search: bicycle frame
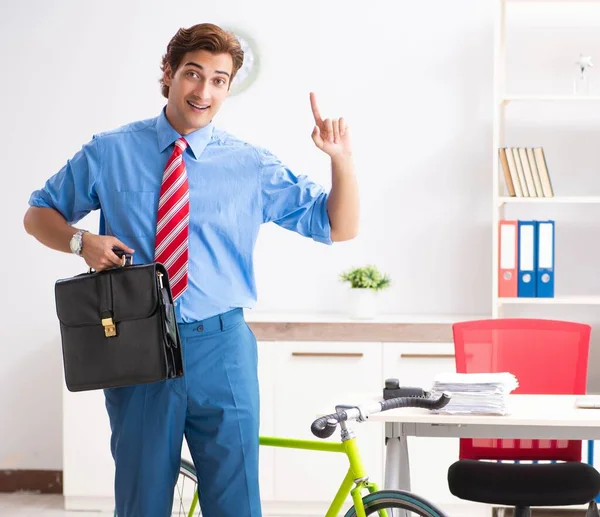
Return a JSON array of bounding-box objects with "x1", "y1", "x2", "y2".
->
[
  {"x1": 184, "y1": 433, "x2": 384, "y2": 517},
  {"x1": 167, "y1": 391, "x2": 449, "y2": 517},
  {"x1": 259, "y1": 434, "x2": 384, "y2": 517}
]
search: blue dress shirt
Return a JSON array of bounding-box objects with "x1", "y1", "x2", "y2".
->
[{"x1": 29, "y1": 108, "x2": 332, "y2": 322}]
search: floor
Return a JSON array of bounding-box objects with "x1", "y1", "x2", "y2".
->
[
  {"x1": 1, "y1": 494, "x2": 588, "y2": 517},
  {"x1": 0, "y1": 494, "x2": 112, "y2": 516}
]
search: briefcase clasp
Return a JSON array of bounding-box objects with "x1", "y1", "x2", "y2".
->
[{"x1": 102, "y1": 317, "x2": 117, "y2": 337}]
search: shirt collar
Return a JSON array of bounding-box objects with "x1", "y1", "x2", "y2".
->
[{"x1": 156, "y1": 106, "x2": 214, "y2": 159}]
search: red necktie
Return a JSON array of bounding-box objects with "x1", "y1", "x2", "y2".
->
[{"x1": 155, "y1": 137, "x2": 189, "y2": 300}]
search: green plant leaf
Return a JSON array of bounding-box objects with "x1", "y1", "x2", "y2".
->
[{"x1": 339, "y1": 265, "x2": 391, "y2": 290}]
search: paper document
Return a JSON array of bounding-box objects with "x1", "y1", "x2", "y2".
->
[{"x1": 431, "y1": 372, "x2": 519, "y2": 415}]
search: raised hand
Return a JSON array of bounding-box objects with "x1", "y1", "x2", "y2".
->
[{"x1": 310, "y1": 92, "x2": 352, "y2": 159}]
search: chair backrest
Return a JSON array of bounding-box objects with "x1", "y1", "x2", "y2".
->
[{"x1": 452, "y1": 318, "x2": 591, "y2": 462}]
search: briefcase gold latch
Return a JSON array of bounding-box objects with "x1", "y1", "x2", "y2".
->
[{"x1": 102, "y1": 317, "x2": 117, "y2": 337}]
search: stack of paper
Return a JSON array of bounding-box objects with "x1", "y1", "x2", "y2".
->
[{"x1": 431, "y1": 372, "x2": 519, "y2": 415}]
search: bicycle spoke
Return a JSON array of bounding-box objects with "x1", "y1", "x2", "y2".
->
[
  {"x1": 173, "y1": 463, "x2": 200, "y2": 516},
  {"x1": 176, "y1": 475, "x2": 185, "y2": 516}
]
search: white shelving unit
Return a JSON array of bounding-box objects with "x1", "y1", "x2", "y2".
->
[
  {"x1": 511, "y1": 1, "x2": 600, "y2": 3},
  {"x1": 500, "y1": 295, "x2": 600, "y2": 305},
  {"x1": 503, "y1": 95, "x2": 600, "y2": 102},
  {"x1": 497, "y1": 196, "x2": 600, "y2": 205},
  {"x1": 492, "y1": 0, "x2": 600, "y2": 317}
]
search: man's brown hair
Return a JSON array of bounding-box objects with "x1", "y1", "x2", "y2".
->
[{"x1": 160, "y1": 23, "x2": 244, "y2": 98}]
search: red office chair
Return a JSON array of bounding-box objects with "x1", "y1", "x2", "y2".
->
[{"x1": 447, "y1": 318, "x2": 600, "y2": 517}]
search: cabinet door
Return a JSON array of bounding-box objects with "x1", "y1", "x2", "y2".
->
[
  {"x1": 63, "y1": 386, "x2": 115, "y2": 507},
  {"x1": 64, "y1": 341, "x2": 276, "y2": 509},
  {"x1": 382, "y1": 342, "x2": 459, "y2": 505},
  {"x1": 257, "y1": 341, "x2": 276, "y2": 501},
  {"x1": 272, "y1": 341, "x2": 384, "y2": 503}
]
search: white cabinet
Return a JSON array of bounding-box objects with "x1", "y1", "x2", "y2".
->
[
  {"x1": 271, "y1": 341, "x2": 384, "y2": 503},
  {"x1": 62, "y1": 339, "x2": 462, "y2": 515},
  {"x1": 63, "y1": 341, "x2": 277, "y2": 511},
  {"x1": 382, "y1": 342, "x2": 460, "y2": 506},
  {"x1": 62, "y1": 385, "x2": 114, "y2": 511},
  {"x1": 257, "y1": 341, "x2": 276, "y2": 501}
]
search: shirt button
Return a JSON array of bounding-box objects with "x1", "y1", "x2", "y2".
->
[{"x1": 196, "y1": 325, "x2": 204, "y2": 332}]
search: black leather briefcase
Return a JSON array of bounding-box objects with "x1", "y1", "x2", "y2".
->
[{"x1": 54, "y1": 252, "x2": 184, "y2": 392}]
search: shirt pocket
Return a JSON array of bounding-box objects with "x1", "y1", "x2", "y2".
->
[{"x1": 103, "y1": 191, "x2": 158, "y2": 237}]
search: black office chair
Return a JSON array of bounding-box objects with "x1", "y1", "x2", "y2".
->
[
  {"x1": 447, "y1": 319, "x2": 600, "y2": 517},
  {"x1": 448, "y1": 460, "x2": 600, "y2": 517}
]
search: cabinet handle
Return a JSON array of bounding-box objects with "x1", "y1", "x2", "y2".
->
[
  {"x1": 400, "y1": 353, "x2": 455, "y2": 359},
  {"x1": 292, "y1": 352, "x2": 364, "y2": 358}
]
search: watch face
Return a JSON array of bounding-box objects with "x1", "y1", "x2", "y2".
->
[
  {"x1": 229, "y1": 29, "x2": 259, "y2": 96},
  {"x1": 69, "y1": 235, "x2": 80, "y2": 254}
]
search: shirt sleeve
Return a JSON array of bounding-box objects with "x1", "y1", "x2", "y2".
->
[
  {"x1": 258, "y1": 147, "x2": 332, "y2": 245},
  {"x1": 28, "y1": 135, "x2": 101, "y2": 224}
]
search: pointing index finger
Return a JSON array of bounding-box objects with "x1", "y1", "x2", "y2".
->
[{"x1": 310, "y1": 92, "x2": 322, "y2": 124}]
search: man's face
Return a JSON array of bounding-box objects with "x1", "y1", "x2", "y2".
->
[{"x1": 163, "y1": 49, "x2": 233, "y2": 135}]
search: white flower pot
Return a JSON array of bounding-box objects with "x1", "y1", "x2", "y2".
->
[{"x1": 348, "y1": 288, "x2": 379, "y2": 320}]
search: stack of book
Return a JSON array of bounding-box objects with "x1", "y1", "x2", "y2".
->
[
  {"x1": 431, "y1": 372, "x2": 519, "y2": 415},
  {"x1": 499, "y1": 147, "x2": 554, "y2": 198}
]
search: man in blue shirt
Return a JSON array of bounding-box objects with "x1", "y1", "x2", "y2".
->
[{"x1": 24, "y1": 23, "x2": 359, "y2": 517}]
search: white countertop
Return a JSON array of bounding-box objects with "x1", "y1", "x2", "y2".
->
[
  {"x1": 244, "y1": 310, "x2": 487, "y2": 324},
  {"x1": 370, "y1": 394, "x2": 600, "y2": 427},
  {"x1": 321, "y1": 394, "x2": 600, "y2": 431}
]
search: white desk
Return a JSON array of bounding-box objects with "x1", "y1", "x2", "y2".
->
[{"x1": 367, "y1": 394, "x2": 600, "y2": 492}]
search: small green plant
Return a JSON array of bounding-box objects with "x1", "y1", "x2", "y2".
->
[{"x1": 340, "y1": 265, "x2": 391, "y2": 291}]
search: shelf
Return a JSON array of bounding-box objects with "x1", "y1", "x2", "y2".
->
[
  {"x1": 502, "y1": 95, "x2": 600, "y2": 103},
  {"x1": 497, "y1": 196, "x2": 600, "y2": 204},
  {"x1": 506, "y1": 0, "x2": 600, "y2": 2},
  {"x1": 498, "y1": 296, "x2": 600, "y2": 305},
  {"x1": 505, "y1": 0, "x2": 600, "y2": 4}
]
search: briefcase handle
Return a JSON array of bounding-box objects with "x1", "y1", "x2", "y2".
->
[
  {"x1": 87, "y1": 247, "x2": 133, "y2": 274},
  {"x1": 112, "y1": 246, "x2": 134, "y2": 265}
]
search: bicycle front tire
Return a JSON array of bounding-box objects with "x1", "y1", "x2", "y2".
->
[
  {"x1": 114, "y1": 459, "x2": 201, "y2": 517},
  {"x1": 344, "y1": 489, "x2": 449, "y2": 517}
]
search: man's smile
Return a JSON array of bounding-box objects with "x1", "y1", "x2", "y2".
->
[{"x1": 187, "y1": 100, "x2": 210, "y2": 112}]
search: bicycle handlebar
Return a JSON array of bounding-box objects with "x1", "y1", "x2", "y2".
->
[{"x1": 310, "y1": 391, "x2": 451, "y2": 439}]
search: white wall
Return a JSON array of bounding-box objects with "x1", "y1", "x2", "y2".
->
[{"x1": 4, "y1": 0, "x2": 600, "y2": 471}]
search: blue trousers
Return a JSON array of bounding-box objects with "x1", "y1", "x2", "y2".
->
[{"x1": 104, "y1": 308, "x2": 262, "y2": 517}]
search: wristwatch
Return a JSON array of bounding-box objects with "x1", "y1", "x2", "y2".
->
[{"x1": 69, "y1": 229, "x2": 88, "y2": 257}]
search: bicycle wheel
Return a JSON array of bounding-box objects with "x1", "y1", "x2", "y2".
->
[
  {"x1": 114, "y1": 460, "x2": 201, "y2": 517},
  {"x1": 172, "y1": 459, "x2": 202, "y2": 516},
  {"x1": 344, "y1": 489, "x2": 449, "y2": 517}
]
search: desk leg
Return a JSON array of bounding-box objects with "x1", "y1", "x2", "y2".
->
[
  {"x1": 384, "y1": 423, "x2": 411, "y2": 517},
  {"x1": 384, "y1": 422, "x2": 411, "y2": 491}
]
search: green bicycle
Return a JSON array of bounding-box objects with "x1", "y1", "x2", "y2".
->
[{"x1": 170, "y1": 389, "x2": 451, "y2": 517}]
